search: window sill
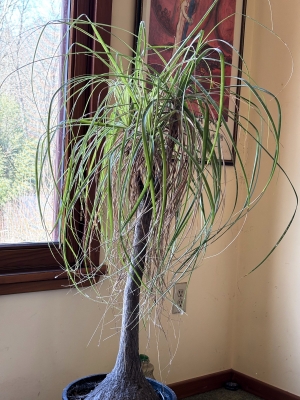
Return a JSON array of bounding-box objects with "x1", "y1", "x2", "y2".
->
[{"x1": 0, "y1": 266, "x2": 106, "y2": 295}]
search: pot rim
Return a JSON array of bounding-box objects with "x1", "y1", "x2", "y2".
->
[{"x1": 62, "y1": 373, "x2": 177, "y2": 400}]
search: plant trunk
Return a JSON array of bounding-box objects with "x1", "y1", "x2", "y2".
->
[{"x1": 85, "y1": 189, "x2": 159, "y2": 400}]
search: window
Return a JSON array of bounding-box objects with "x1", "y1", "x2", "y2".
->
[{"x1": 0, "y1": 0, "x2": 112, "y2": 295}]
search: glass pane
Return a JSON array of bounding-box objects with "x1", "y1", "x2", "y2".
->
[{"x1": 0, "y1": 0, "x2": 64, "y2": 244}]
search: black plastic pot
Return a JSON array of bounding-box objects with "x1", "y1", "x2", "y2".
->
[{"x1": 62, "y1": 373, "x2": 177, "y2": 400}]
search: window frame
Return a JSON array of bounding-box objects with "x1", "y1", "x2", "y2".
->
[{"x1": 0, "y1": 0, "x2": 112, "y2": 295}]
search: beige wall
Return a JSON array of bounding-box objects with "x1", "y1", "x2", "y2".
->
[
  {"x1": 1, "y1": 0, "x2": 300, "y2": 399},
  {"x1": 113, "y1": 2, "x2": 300, "y2": 396},
  {"x1": 0, "y1": 287, "x2": 120, "y2": 400},
  {"x1": 232, "y1": 0, "x2": 300, "y2": 396}
]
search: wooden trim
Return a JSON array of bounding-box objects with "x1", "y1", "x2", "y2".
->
[
  {"x1": 232, "y1": 370, "x2": 300, "y2": 400},
  {"x1": 84, "y1": 0, "x2": 112, "y2": 267},
  {"x1": 0, "y1": 269, "x2": 66, "y2": 284},
  {"x1": 0, "y1": 277, "x2": 97, "y2": 296},
  {"x1": 0, "y1": 266, "x2": 106, "y2": 296},
  {"x1": 168, "y1": 370, "x2": 232, "y2": 400},
  {"x1": 168, "y1": 369, "x2": 300, "y2": 400},
  {"x1": 1, "y1": 279, "x2": 76, "y2": 296},
  {"x1": 0, "y1": 244, "x2": 62, "y2": 271}
]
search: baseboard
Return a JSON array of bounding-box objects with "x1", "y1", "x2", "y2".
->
[
  {"x1": 232, "y1": 370, "x2": 300, "y2": 400},
  {"x1": 168, "y1": 369, "x2": 232, "y2": 399},
  {"x1": 168, "y1": 369, "x2": 300, "y2": 400}
]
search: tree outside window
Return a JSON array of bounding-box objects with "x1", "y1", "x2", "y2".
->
[{"x1": 0, "y1": 0, "x2": 112, "y2": 295}]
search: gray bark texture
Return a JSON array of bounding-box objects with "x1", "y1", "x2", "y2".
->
[{"x1": 85, "y1": 187, "x2": 159, "y2": 400}]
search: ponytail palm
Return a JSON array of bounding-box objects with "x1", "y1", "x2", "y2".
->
[{"x1": 36, "y1": 11, "x2": 294, "y2": 400}]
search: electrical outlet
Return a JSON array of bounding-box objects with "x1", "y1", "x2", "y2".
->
[{"x1": 172, "y1": 282, "x2": 187, "y2": 314}]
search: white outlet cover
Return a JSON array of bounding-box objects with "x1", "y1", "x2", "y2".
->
[{"x1": 172, "y1": 282, "x2": 187, "y2": 314}]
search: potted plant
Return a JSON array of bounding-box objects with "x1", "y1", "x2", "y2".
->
[{"x1": 35, "y1": 2, "x2": 295, "y2": 399}]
